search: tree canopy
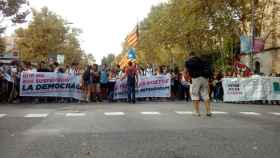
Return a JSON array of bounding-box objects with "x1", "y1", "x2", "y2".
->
[
  {"x1": 101, "y1": 53, "x2": 115, "y2": 67},
  {"x1": 15, "y1": 7, "x2": 85, "y2": 65},
  {"x1": 116, "y1": 0, "x2": 280, "y2": 71}
]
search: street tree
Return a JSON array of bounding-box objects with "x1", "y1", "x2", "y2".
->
[
  {"x1": 101, "y1": 53, "x2": 115, "y2": 67},
  {"x1": 15, "y1": 7, "x2": 83, "y2": 64}
]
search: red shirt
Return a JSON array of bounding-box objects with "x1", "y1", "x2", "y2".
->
[{"x1": 125, "y1": 66, "x2": 137, "y2": 77}]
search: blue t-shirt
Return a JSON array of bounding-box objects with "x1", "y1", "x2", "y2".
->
[{"x1": 100, "y1": 70, "x2": 108, "y2": 84}]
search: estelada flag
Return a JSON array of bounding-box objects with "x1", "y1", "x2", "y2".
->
[{"x1": 126, "y1": 25, "x2": 139, "y2": 47}]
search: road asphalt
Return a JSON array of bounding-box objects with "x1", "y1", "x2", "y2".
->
[{"x1": 0, "y1": 101, "x2": 279, "y2": 158}]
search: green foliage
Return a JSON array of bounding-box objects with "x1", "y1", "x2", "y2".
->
[
  {"x1": 15, "y1": 7, "x2": 84, "y2": 65},
  {"x1": 117, "y1": 0, "x2": 278, "y2": 72},
  {"x1": 101, "y1": 53, "x2": 115, "y2": 67},
  {"x1": 79, "y1": 53, "x2": 96, "y2": 68}
]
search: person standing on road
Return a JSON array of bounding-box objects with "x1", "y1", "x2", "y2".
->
[
  {"x1": 82, "y1": 65, "x2": 94, "y2": 102},
  {"x1": 121, "y1": 61, "x2": 138, "y2": 104},
  {"x1": 92, "y1": 64, "x2": 102, "y2": 102},
  {"x1": 185, "y1": 52, "x2": 212, "y2": 117},
  {"x1": 100, "y1": 64, "x2": 109, "y2": 99}
]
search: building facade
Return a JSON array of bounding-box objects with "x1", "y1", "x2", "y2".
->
[
  {"x1": 0, "y1": 36, "x2": 19, "y2": 65},
  {"x1": 240, "y1": 0, "x2": 280, "y2": 76}
]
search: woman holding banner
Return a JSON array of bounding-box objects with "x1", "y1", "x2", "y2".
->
[{"x1": 82, "y1": 65, "x2": 94, "y2": 102}]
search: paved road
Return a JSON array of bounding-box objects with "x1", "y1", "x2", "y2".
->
[{"x1": 0, "y1": 102, "x2": 280, "y2": 158}]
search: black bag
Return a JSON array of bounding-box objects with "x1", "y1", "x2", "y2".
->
[
  {"x1": 202, "y1": 61, "x2": 213, "y2": 78},
  {"x1": 185, "y1": 57, "x2": 204, "y2": 78}
]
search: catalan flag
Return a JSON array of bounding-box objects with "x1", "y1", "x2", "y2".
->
[{"x1": 126, "y1": 25, "x2": 139, "y2": 47}]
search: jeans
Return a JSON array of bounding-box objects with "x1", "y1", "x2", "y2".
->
[
  {"x1": 214, "y1": 82, "x2": 223, "y2": 101},
  {"x1": 127, "y1": 75, "x2": 136, "y2": 103}
]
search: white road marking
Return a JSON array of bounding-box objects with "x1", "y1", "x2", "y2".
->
[
  {"x1": 66, "y1": 113, "x2": 86, "y2": 117},
  {"x1": 175, "y1": 111, "x2": 193, "y2": 115},
  {"x1": 24, "y1": 114, "x2": 48, "y2": 118},
  {"x1": 270, "y1": 112, "x2": 280, "y2": 116},
  {"x1": 0, "y1": 114, "x2": 7, "y2": 118},
  {"x1": 212, "y1": 111, "x2": 228, "y2": 114},
  {"x1": 141, "y1": 112, "x2": 160, "y2": 115},
  {"x1": 104, "y1": 112, "x2": 125, "y2": 116},
  {"x1": 240, "y1": 112, "x2": 261, "y2": 116}
]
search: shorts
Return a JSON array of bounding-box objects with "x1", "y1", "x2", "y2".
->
[{"x1": 190, "y1": 77, "x2": 209, "y2": 101}]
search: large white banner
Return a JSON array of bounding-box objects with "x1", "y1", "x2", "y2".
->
[
  {"x1": 20, "y1": 72, "x2": 83, "y2": 99},
  {"x1": 269, "y1": 77, "x2": 280, "y2": 100},
  {"x1": 114, "y1": 75, "x2": 171, "y2": 99},
  {"x1": 223, "y1": 77, "x2": 280, "y2": 101}
]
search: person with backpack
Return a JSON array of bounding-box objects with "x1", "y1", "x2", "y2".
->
[
  {"x1": 121, "y1": 61, "x2": 138, "y2": 104},
  {"x1": 185, "y1": 52, "x2": 213, "y2": 117}
]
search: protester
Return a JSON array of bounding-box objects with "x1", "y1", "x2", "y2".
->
[
  {"x1": 213, "y1": 72, "x2": 224, "y2": 102},
  {"x1": 108, "y1": 68, "x2": 117, "y2": 102},
  {"x1": 92, "y1": 64, "x2": 102, "y2": 102},
  {"x1": 82, "y1": 65, "x2": 94, "y2": 102},
  {"x1": 121, "y1": 61, "x2": 138, "y2": 104},
  {"x1": 145, "y1": 64, "x2": 153, "y2": 77},
  {"x1": 181, "y1": 68, "x2": 191, "y2": 101},
  {"x1": 53, "y1": 62, "x2": 60, "y2": 73},
  {"x1": 66, "y1": 63, "x2": 78, "y2": 75},
  {"x1": 100, "y1": 64, "x2": 109, "y2": 99},
  {"x1": 37, "y1": 61, "x2": 50, "y2": 72},
  {"x1": 186, "y1": 52, "x2": 212, "y2": 117}
]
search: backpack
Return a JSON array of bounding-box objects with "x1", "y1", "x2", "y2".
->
[
  {"x1": 185, "y1": 57, "x2": 203, "y2": 78},
  {"x1": 186, "y1": 57, "x2": 213, "y2": 79},
  {"x1": 202, "y1": 61, "x2": 213, "y2": 79}
]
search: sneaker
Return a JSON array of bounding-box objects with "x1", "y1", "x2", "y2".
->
[
  {"x1": 206, "y1": 113, "x2": 212, "y2": 117},
  {"x1": 192, "y1": 112, "x2": 201, "y2": 117}
]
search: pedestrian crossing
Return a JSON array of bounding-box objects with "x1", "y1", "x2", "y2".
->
[
  {"x1": 104, "y1": 112, "x2": 125, "y2": 116},
  {"x1": 175, "y1": 111, "x2": 193, "y2": 115},
  {"x1": 239, "y1": 112, "x2": 261, "y2": 115},
  {"x1": 141, "y1": 112, "x2": 160, "y2": 115},
  {"x1": 269, "y1": 112, "x2": 280, "y2": 116},
  {"x1": 0, "y1": 114, "x2": 7, "y2": 118},
  {"x1": 0, "y1": 111, "x2": 280, "y2": 118},
  {"x1": 24, "y1": 114, "x2": 49, "y2": 118},
  {"x1": 65, "y1": 113, "x2": 86, "y2": 117}
]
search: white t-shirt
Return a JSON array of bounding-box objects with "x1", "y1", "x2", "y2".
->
[{"x1": 145, "y1": 68, "x2": 153, "y2": 77}]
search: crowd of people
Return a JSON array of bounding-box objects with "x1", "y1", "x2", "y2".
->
[{"x1": 0, "y1": 59, "x2": 227, "y2": 104}]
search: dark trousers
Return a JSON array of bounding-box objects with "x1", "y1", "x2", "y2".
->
[
  {"x1": 214, "y1": 82, "x2": 224, "y2": 101},
  {"x1": 127, "y1": 75, "x2": 136, "y2": 103}
]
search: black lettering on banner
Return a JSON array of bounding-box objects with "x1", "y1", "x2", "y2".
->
[
  {"x1": 23, "y1": 85, "x2": 33, "y2": 91},
  {"x1": 65, "y1": 83, "x2": 70, "y2": 88},
  {"x1": 36, "y1": 84, "x2": 42, "y2": 90},
  {"x1": 48, "y1": 84, "x2": 55, "y2": 89},
  {"x1": 55, "y1": 84, "x2": 60, "y2": 89},
  {"x1": 70, "y1": 83, "x2": 75, "y2": 89},
  {"x1": 42, "y1": 84, "x2": 48, "y2": 89},
  {"x1": 60, "y1": 83, "x2": 65, "y2": 89}
]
